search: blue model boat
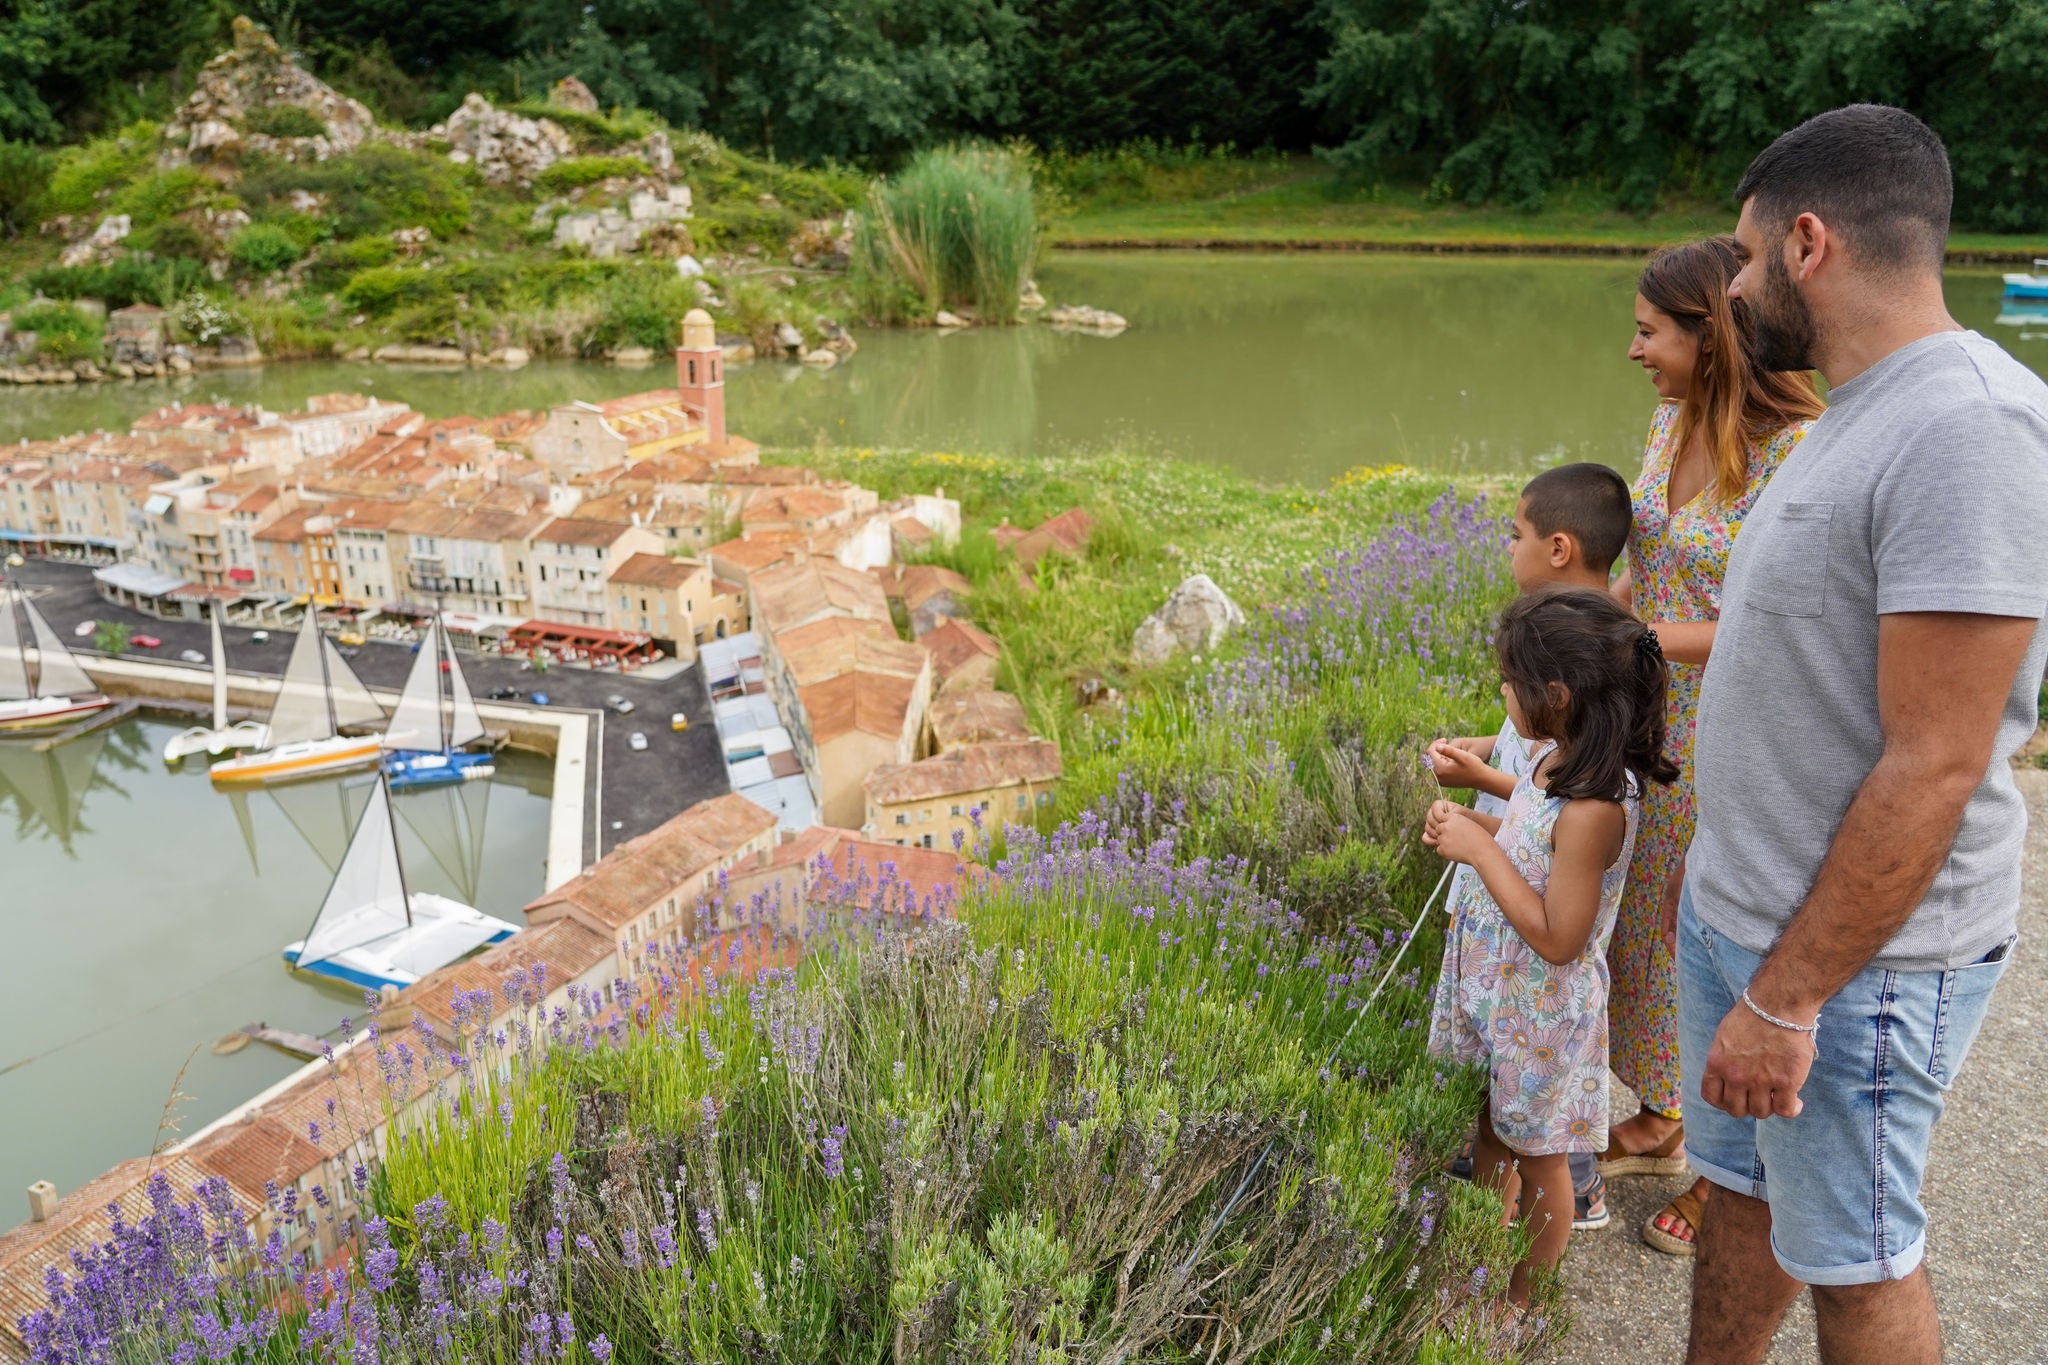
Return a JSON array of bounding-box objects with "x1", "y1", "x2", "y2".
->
[
  {"x1": 2002, "y1": 260, "x2": 2048, "y2": 301},
  {"x1": 380, "y1": 617, "x2": 496, "y2": 790}
]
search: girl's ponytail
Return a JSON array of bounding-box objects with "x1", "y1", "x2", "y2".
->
[{"x1": 1627, "y1": 627, "x2": 1680, "y2": 788}]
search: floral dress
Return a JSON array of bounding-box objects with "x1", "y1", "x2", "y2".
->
[
  {"x1": 1611, "y1": 403, "x2": 1810, "y2": 1116},
  {"x1": 1428, "y1": 750, "x2": 1641, "y2": 1156}
]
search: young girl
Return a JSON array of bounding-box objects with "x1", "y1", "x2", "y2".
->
[{"x1": 1423, "y1": 588, "x2": 1677, "y2": 1304}]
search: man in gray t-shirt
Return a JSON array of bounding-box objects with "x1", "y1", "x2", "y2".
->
[{"x1": 1675, "y1": 106, "x2": 2048, "y2": 1365}]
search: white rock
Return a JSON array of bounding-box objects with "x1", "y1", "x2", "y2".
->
[
  {"x1": 773, "y1": 321, "x2": 805, "y2": 355},
  {"x1": 611, "y1": 345, "x2": 655, "y2": 365},
  {"x1": 934, "y1": 310, "x2": 968, "y2": 329},
  {"x1": 800, "y1": 348, "x2": 838, "y2": 368},
  {"x1": 675, "y1": 254, "x2": 705, "y2": 278},
  {"x1": 1046, "y1": 304, "x2": 1128, "y2": 334},
  {"x1": 1131, "y1": 574, "x2": 1246, "y2": 666},
  {"x1": 497, "y1": 346, "x2": 530, "y2": 367}
]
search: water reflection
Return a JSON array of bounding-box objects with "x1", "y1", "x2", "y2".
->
[
  {"x1": 223, "y1": 771, "x2": 494, "y2": 905},
  {"x1": 0, "y1": 726, "x2": 143, "y2": 853}
]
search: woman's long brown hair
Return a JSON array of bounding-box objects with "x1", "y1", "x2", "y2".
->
[{"x1": 1639, "y1": 236, "x2": 1826, "y2": 504}]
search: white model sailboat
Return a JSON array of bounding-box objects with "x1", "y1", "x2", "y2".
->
[
  {"x1": 281, "y1": 773, "x2": 518, "y2": 991},
  {"x1": 0, "y1": 582, "x2": 112, "y2": 732},
  {"x1": 381, "y1": 618, "x2": 494, "y2": 789},
  {"x1": 210, "y1": 610, "x2": 384, "y2": 786},
  {"x1": 163, "y1": 612, "x2": 271, "y2": 762}
]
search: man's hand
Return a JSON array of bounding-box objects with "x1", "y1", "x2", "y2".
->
[
  {"x1": 1427, "y1": 739, "x2": 1493, "y2": 790},
  {"x1": 1422, "y1": 799, "x2": 1493, "y2": 864},
  {"x1": 1699, "y1": 1000, "x2": 1817, "y2": 1119}
]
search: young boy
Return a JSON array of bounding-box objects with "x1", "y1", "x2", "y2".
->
[{"x1": 1431, "y1": 460, "x2": 1633, "y2": 1229}]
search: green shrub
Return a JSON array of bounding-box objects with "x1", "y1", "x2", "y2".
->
[
  {"x1": 112, "y1": 168, "x2": 207, "y2": 226},
  {"x1": 0, "y1": 140, "x2": 51, "y2": 235},
  {"x1": 533, "y1": 155, "x2": 651, "y2": 196},
  {"x1": 13, "y1": 302, "x2": 105, "y2": 364},
  {"x1": 505, "y1": 100, "x2": 655, "y2": 152},
  {"x1": 237, "y1": 144, "x2": 472, "y2": 239},
  {"x1": 243, "y1": 104, "x2": 328, "y2": 139},
  {"x1": 93, "y1": 621, "x2": 130, "y2": 656},
  {"x1": 852, "y1": 143, "x2": 1038, "y2": 324},
  {"x1": 692, "y1": 197, "x2": 801, "y2": 254},
  {"x1": 306, "y1": 234, "x2": 398, "y2": 289},
  {"x1": 584, "y1": 270, "x2": 694, "y2": 354},
  {"x1": 340, "y1": 264, "x2": 447, "y2": 315},
  {"x1": 128, "y1": 218, "x2": 210, "y2": 260},
  {"x1": 42, "y1": 127, "x2": 156, "y2": 218},
  {"x1": 25, "y1": 257, "x2": 206, "y2": 309},
  {"x1": 229, "y1": 222, "x2": 305, "y2": 273}
]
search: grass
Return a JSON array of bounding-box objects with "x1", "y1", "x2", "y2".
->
[
  {"x1": 1048, "y1": 151, "x2": 2048, "y2": 259},
  {"x1": 853, "y1": 144, "x2": 1040, "y2": 323},
  {"x1": 20, "y1": 453, "x2": 1551, "y2": 1364}
]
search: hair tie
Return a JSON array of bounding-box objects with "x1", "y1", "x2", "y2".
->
[{"x1": 1634, "y1": 629, "x2": 1664, "y2": 664}]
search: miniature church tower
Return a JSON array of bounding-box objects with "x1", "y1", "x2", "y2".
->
[{"x1": 676, "y1": 307, "x2": 725, "y2": 453}]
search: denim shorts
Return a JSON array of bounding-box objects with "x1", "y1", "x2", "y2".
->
[{"x1": 1676, "y1": 883, "x2": 2012, "y2": 1285}]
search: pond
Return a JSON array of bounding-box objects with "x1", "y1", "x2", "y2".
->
[
  {"x1": 3, "y1": 252, "x2": 2037, "y2": 484},
  {"x1": 0, "y1": 718, "x2": 553, "y2": 1203}
]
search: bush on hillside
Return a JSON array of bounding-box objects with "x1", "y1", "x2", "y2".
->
[
  {"x1": 25, "y1": 256, "x2": 206, "y2": 309},
  {"x1": 306, "y1": 234, "x2": 398, "y2": 289},
  {"x1": 0, "y1": 140, "x2": 52, "y2": 236},
  {"x1": 40, "y1": 124, "x2": 157, "y2": 218},
  {"x1": 230, "y1": 222, "x2": 305, "y2": 273},
  {"x1": 532, "y1": 155, "x2": 651, "y2": 196},
  {"x1": 852, "y1": 144, "x2": 1038, "y2": 324},
  {"x1": 127, "y1": 218, "x2": 210, "y2": 261},
  {"x1": 243, "y1": 104, "x2": 328, "y2": 139},
  {"x1": 237, "y1": 144, "x2": 473, "y2": 239},
  {"x1": 505, "y1": 100, "x2": 657, "y2": 153},
  {"x1": 583, "y1": 270, "x2": 695, "y2": 354},
  {"x1": 12, "y1": 302, "x2": 105, "y2": 363},
  {"x1": 111, "y1": 167, "x2": 208, "y2": 226}
]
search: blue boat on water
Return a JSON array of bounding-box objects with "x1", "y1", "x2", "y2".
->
[
  {"x1": 2002, "y1": 260, "x2": 2048, "y2": 301},
  {"x1": 380, "y1": 617, "x2": 497, "y2": 790}
]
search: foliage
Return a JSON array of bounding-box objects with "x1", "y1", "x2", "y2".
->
[
  {"x1": 39, "y1": 124, "x2": 155, "y2": 218},
  {"x1": 108, "y1": 166, "x2": 206, "y2": 226},
  {"x1": 174, "y1": 286, "x2": 237, "y2": 343},
  {"x1": 532, "y1": 154, "x2": 650, "y2": 197},
  {"x1": 504, "y1": 101, "x2": 657, "y2": 153},
  {"x1": 92, "y1": 619, "x2": 129, "y2": 655},
  {"x1": 11, "y1": 300, "x2": 103, "y2": 362},
  {"x1": 25, "y1": 254, "x2": 204, "y2": 307},
  {"x1": 852, "y1": 143, "x2": 1037, "y2": 323},
  {"x1": 228, "y1": 221, "x2": 304, "y2": 273},
  {"x1": 236, "y1": 144, "x2": 474, "y2": 240},
  {"x1": 242, "y1": 102, "x2": 327, "y2": 140},
  {"x1": 0, "y1": 139, "x2": 51, "y2": 235},
  {"x1": 305, "y1": 233, "x2": 397, "y2": 289},
  {"x1": 0, "y1": 2, "x2": 211, "y2": 139}
]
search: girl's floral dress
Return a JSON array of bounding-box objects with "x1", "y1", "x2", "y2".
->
[
  {"x1": 1613, "y1": 402, "x2": 1810, "y2": 1115},
  {"x1": 1428, "y1": 749, "x2": 1640, "y2": 1156}
]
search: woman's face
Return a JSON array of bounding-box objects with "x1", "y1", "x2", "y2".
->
[{"x1": 1629, "y1": 295, "x2": 1699, "y2": 402}]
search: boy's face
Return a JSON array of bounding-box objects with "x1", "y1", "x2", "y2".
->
[{"x1": 1509, "y1": 497, "x2": 1576, "y2": 591}]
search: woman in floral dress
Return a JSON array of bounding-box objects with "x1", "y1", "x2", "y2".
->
[{"x1": 1597, "y1": 237, "x2": 1825, "y2": 1254}]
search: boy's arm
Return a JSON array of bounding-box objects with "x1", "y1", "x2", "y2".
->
[{"x1": 1463, "y1": 800, "x2": 1623, "y2": 964}]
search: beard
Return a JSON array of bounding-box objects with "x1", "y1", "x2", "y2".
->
[{"x1": 1748, "y1": 249, "x2": 1820, "y2": 373}]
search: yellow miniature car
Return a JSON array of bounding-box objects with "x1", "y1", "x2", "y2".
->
[
  {"x1": 670, "y1": 711, "x2": 689, "y2": 732},
  {"x1": 336, "y1": 630, "x2": 366, "y2": 646}
]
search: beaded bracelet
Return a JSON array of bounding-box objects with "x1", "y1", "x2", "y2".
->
[{"x1": 1741, "y1": 988, "x2": 1819, "y2": 1036}]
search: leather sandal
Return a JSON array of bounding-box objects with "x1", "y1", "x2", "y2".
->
[
  {"x1": 1642, "y1": 1186, "x2": 1705, "y2": 1257},
  {"x1": 1595, "y1": 1121, "x2": 1688, "y2": 1179}
]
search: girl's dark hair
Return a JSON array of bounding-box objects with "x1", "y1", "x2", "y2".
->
[{"x1": 1496, "y1": 588, "x2": 1679, "y2": 802}]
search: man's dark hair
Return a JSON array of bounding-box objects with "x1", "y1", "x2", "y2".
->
[
  {"x1": 1734, "y1": 104, "x2": 1951, "y2": 273},
  {"x1": 1519, "y1": 462, "x2": 1632, "y2": 573}
]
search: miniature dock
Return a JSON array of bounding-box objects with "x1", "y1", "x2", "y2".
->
[{"x1": 235, "y1": 1022, "x2": 327, "y2": 1060}]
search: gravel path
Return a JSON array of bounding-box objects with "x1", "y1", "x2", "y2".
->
[{"x1": 1546, "y1": 765, "x2": 2048, "y2": 1364}]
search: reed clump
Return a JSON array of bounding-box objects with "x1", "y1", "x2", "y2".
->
[{"x1": 853, "y1": 144, "x2": 1039, "y2": 324}]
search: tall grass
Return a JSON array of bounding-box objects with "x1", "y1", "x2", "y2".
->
[{"x1": 853, "y1": 144, "x2": 1039, "y2": 324}]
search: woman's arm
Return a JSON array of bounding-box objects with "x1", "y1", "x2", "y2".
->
[
  {"x1": 1464, "y1": 800, "x2": 1626, "y2": 964},
  {"x1": 1612, "y1": 567, "x2": 1634, "y2": 614},
  {"x1": 1644, "y1": 620, "x2": 1716, "y2": 666}
]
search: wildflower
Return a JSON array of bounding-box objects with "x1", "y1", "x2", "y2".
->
[{"x1": 590, "y1": 1336, "x2": 614, "y2": 1363}]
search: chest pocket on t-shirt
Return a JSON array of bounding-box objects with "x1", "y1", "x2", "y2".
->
[{"x1": 1746, "y1": 501, "x2": 1835, "y2": 617}]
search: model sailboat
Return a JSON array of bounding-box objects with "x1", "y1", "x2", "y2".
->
[
  {"x1": 163, "y1": 612, "x2": 271, "y2": 762},
  {"x1": 210, "y1": 609, "x2": 384, "y2": 786},
  {"x1": 0, "y1": 582, "x2": 111, "y2": 731},
  {"x1": 281, "y1": 773, "x2": 517, "y2": 990},
  {"x1": 381, "y1": 618, "x2": 494, "y2": 789}
]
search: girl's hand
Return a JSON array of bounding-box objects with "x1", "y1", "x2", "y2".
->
[
  {"x1": 1423, "y1": 800, "x2": 1492, "y2": 863},
  {"x1": 1427, "y1": 739, "x2": 1493, "y2": 789}
]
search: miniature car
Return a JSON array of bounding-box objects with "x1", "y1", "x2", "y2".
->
[
  {"x1": 488, "y1": 685, "x2": 524, "y2": 700},
  {"x1": 530, "y1": 691, "x2": 551, "y2": 706},
  {"x1": 670, "y1": 712, "x2": 689, "y2": 732},
  {"x1": 248, "y1": 630, "x2": 271, "y2": 645},
  {"x1": 179, "y1": 648, "x2": 206, "y2": 664},
  {"x1": 131, "y1": 634, "x2": 163, "y2": 648},
  {"x1": 73, "y1": 620, "x2": 97, "y2": 638},
  {"x1": 337, "y1": 630, "x2": 366, "y2": 647},
  {"x1": 627, "y1": 732, "x2": 648, "y2": 752},
  {"x1": 605, "y1": 695, "x2": 635, "y2": 714}
]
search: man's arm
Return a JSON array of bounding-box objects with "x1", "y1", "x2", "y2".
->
[{"x1": 1700, "y1": 610, "x2": 2037, "y2": 1120}]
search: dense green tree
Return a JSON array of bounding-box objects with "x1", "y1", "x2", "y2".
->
[{"x1": 0, "y1": 0, "x2": 215, "y2": 138}]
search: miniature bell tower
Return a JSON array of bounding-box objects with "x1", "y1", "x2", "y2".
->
[{"x1": 676, "y1": 307, "x2": 725, "y2": 454}]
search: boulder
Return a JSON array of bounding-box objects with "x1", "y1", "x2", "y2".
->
[
  {"x1": 549, "y1": 76, "x2": 600, "y2": 114},
  {"x1": 110, "y1": 361, "x2": 136, "y2": 380},
  {"x1": 718, "y1": 336, "x2": 756, "y2": 364},
  {"x1": 675, "y1": 254, "x2": 705, "y2": 278},
  {"x1": 772, "y1": 321, "x2": 805, "y2": 356},
  {"x1": 1131, "y1": 574, "x2": 1246, "y2": 667},
  {"x1": 59, "y1": 215, "x2": 131, "y2": 268},
  {"x1": 934, "y1": 310, "x2": 968, "y2": 329},
  {"x1": 391, "y1": 225, "x2": 431, "y2": 259},
  {"x1": 1020, "y1": 278, "x2": 1047, "y2": 310},
  {"x1": 432, "y1": 93, "x2": 576, "y2": 187},
  {"x1": 814, "y1": 316, "x2": 858, "y2": 357},
  {"x1": 373, "y1": 343, "x2": 466, "y2": 365},
  {"x1": 1046, "y1": 304, "x2": 1128, "y2": 334},
  {"x1": 161, "y1": 18, "x2": 378, "y2": 166},
  {"x1": 495, "y1": 346, "x2": 530, "y2": 367},
  {"x1": 800, "y1": 347, "x2": 838, "y2": 369},
  {"x1": 611, "y1": 345, "x2": 655, "y2": 365}
]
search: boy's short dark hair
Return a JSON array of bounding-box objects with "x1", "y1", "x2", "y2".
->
[
  {"x1": 1519, "y1": 463, "x2": 1632, "y2": 572},
  {"x1": 1734, "y1": 104, "x2": 1951, "y2": 274}
]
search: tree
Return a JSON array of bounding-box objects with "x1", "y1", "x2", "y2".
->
[{"x1": 94, "y1": 620, "x2": 131, "y2": 656}]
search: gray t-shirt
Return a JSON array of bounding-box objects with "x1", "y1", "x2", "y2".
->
[{"x1": 1692, "y1": 330, "x2": 2048, "y2": 971}]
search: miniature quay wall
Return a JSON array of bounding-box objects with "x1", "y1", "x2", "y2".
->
[{"x1": 79, "y1": 655, "x2": 590, "y2": 892}]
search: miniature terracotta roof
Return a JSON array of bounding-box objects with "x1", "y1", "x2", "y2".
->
[
  {"x1": 773, "y1": 614, "x2": 894, "y2": 660},
  {"x1": 609, "y1": 552, "x2": 705, "y2": 588},
  {"x1": 864, "y1": 739, "x2": 1062, "y2": 806},
  {"x1": 525, "y1": 793, "x2": 777, "y2": 930},
  {"x1": 752, "y1": 555, "x2": 892, "y2": 635},
  {"x1": 920, "y1": 618, "x2": 1002, "y2": 682},
  {"x1": 928, "y1": 687, "x2": 1030, "y2": 748},
  {"x1": 403, "y1": 919, "x2": 617, "y2": 1033},
  {"x1": 872, "y1": 563, "x2": 971, "y2": 611},
  {"x1": 797, "y1": 668, "x2": 923, "y2": 745},
  {"x1": 191, "y1": 1116, "x2": 332, "y2": 1205},
  {"x1": 534, "y1": 516, "x2": 642, "y2": 546},
  {"x1": 786, "y1": 632, "x2": 928, "y2": 691},
  {"x1": 1012, "y1": 508, "x2": 1095, "y2": 570}
]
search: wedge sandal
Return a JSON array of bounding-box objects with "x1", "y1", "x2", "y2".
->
[
  {"x1": 1642, "y1": 1185, "x2": 1704, "y2": 1257},
  {"x1": 1594, "y1": 1121, "x2": 1689, "y2": 1179}
]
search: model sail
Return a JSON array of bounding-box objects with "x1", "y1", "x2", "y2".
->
[
  {"x1": 209, "y1": 613, "x2": 228, "y2": 730},
  {"x1": 21, "y1": 593, "x2": 97, "y2": 698},
  {"x1": 294, "y1": 777, "x2": 412, "y2": 970},
  {"x1": 0, "y1": 588, "x2": 28, "y2": 700},
  {"x1": 445, "y1": 630, "x2": 484, "y2": 748},
  {"x1": 385, "y1": 621, "x2": 448, "y2": 751},
  {"x1": 269, "y1": 612, "x2": 384, "y2": 745}
]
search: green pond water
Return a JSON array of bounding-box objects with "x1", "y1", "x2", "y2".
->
[
  {"x1": 0, "y1": 717, "x2": 552, "y2": 1203},
  {"x1": 2, "y1": 251, "x2": 2038, "y2": 482}
]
